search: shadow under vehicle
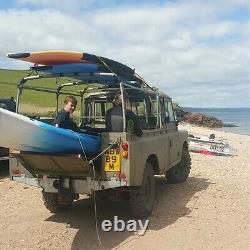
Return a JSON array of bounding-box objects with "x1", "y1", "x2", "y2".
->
[{"x1": 9, "y1": 53, "x2": 191, "y2": 217}]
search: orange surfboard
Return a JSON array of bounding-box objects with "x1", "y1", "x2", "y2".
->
[{"x1": 7, "y1": 51, "x2": 87, "y2": 66}]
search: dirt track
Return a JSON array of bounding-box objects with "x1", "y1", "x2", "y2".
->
[{"x1": 0, "y1": 126, "x2": 250, "y2": 250}]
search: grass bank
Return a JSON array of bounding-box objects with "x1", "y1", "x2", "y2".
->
[{"x1": 0, "y1": 69, "x2": 83, "y2": 114}]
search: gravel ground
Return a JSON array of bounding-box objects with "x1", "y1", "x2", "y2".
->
[{"x1": 0, "y1": 125, "x2": 250, "y2": 250}]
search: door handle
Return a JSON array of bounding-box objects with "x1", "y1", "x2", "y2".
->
[{"x1": 170, "y1": 140, "x2": 172, "y2": 147}]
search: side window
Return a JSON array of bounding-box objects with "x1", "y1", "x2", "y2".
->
[
  {"x1": 147, "y1": 100, "x2": 158, "y2": 129},
  {"x1": 151, "y1": 101, "x2": 158, "y2": 117},
  {"x1": 130, "y1": 101, "x2": 147, "y2": 129},
  {"x1": 95, "y1": 102, "x2": 102, "y2": 117},
  {"x1": 131, "y1": 102, "x2": 137, "y2": 114},
  {"x1": 130, "y1": 102, "x2": 145, "y2": 116},
  {"x1": 167, "y1": 101, "x2": 175, "y2": 123},
  {"x1": 137, "y1": 102, "x2": 146, "y2": 117},
  {"x1": 82, "y1": 102, "x2": 93, "y2": 125},
  {"x1": 159, "y1": 98, "x2": 166, "y2": 128},
  {"x1": 82, "y1": 101, "x2": 113, "y2": 127},
  {"x1": 94, "y1": 102, "x2": 113, "y2": 122}
]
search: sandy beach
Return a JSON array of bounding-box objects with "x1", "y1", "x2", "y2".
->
[{"x1": 0, "y1": 125, "x2": 250, "y2": 250}]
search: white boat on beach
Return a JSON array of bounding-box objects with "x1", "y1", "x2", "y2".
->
[{"x1": 188, "y1": 133, "x2": 236, "y2": 156}]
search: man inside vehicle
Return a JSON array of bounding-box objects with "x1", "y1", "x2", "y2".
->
[
  {"x1": 105, "y1": 91, "x2": 143, "y2": 137},
  {"x1": 54, "y1": 95, "x2": 78, "y2": 132}
]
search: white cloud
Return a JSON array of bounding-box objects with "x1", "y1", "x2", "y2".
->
[
  {"x1": 15, "y1": 0, "x2": 97, "y2": 12},
  {"x1": 196, "y1": 21, "x2": 239, "y2": 38},
  {"x1": 0, "y1": 1, "x2": 249, "y2": 107}
]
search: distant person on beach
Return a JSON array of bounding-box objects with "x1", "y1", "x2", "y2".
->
[
  {"x1": 54, "y1": 95, "x2": 78, "y2": 132},
  {"x1": 105, "y1": 91, "x2": 143, "y2": 137}
]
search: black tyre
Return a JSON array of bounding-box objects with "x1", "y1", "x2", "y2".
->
[
  {"x1": 166, "y1": 147, "x2": 191, "y2": 184},
  {"x1": 95, "y1": 190, "x2": 109, "y2": 201},
  {"x1": 129, "y1": 163, "x2": 155, "y2": 217},
  {"x1": 42, "y1": 191, "x2": 72, "y2": 213}
]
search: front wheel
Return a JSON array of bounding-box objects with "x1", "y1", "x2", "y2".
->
[
  {"x1": 166, "y1": 147, "x2": 191, "y2": 184},
  {"x1": 129, "y1": 162, "x2": 155, "y2": 217}
]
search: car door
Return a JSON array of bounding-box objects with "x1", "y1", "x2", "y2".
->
[{"x1": 165, "y1": 100, "x2": 179, "y2": 165}]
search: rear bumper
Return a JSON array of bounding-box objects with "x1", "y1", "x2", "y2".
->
[
  {"x1": 12, "y1": 174, "x2": 38, "y2": 187},
  {"x1": 38, "y1": 175, "x2": 128, "y2": 194}
]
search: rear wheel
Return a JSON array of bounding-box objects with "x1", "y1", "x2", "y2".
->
[
  {"x1": 42, "y1": 191, "x2": 72, "y2": 213},
  {"x1": 166, "y1": 147, "x2": 191, "y2": 184},
  {"x1": 129, "y1": 163, "x2": 155, "y2": 217}
]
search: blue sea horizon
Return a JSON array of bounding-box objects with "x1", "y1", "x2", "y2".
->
[{"x1": 183, "y1": 107, "x2": 250, "y2": 135}]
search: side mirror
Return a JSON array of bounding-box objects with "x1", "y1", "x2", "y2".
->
[
  {"x1": 174, "y1": 111, "x2": 181, "y2": 122},
  {"x1": 176, "y1": 116, "x2": 182, "y2": 122}
]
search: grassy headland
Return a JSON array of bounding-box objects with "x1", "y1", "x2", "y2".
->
[{"x1": 0, "y1": 69, "x2": 83, "y2": 115}]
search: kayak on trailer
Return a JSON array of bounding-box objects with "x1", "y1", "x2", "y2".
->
[{"x1": 0, "y1": 108, "x2": 101, "y2": 156}]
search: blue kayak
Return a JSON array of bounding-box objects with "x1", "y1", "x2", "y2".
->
[{"x1": 0, "y1": 108, "x2": 101, "y2": 156}]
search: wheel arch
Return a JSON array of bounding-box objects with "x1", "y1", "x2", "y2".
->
[{"x1": 146, "y1": 154, "x2": 159, "y2": 175}]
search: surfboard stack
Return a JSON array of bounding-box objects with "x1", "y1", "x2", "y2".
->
[{"x1": 7, "y1": 50, "x2": 146, "y2": 86}]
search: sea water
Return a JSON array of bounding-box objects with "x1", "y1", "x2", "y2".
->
[{"x1": 183, "y1": 108, "x2": 250, "y2": 135}]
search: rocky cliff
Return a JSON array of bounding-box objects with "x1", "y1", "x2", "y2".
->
[
  {"x1": 182, "y1": 112, "x2": 224, "y2": 127},
  {"x1": 173, "y1": 104, "x2": 237, "y2": 128}
]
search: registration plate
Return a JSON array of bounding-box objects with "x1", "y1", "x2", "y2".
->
[{"x1": 104, "y1": 147, "x2": 121, "y2": 172}]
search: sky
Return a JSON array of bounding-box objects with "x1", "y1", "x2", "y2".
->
[{"x1": 0, "y1": 0, "x2": 249, "y2": 108}]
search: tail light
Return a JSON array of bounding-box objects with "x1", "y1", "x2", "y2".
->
[
  {"x1": 122, "y1": 151, "x2": 128, "y2": 157},
  {"x1": 11, "y1": 169, "x2": 20, "y2": 175},
  {"x1": 118, "y1": 172, "x2": 127, "y2": 180},
  {"x1": 121, "y1": 142, "x2": 128, "y2": 151},
  {"x1": 121, "y1": 141, "x2": 128, "y2": 158}
]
